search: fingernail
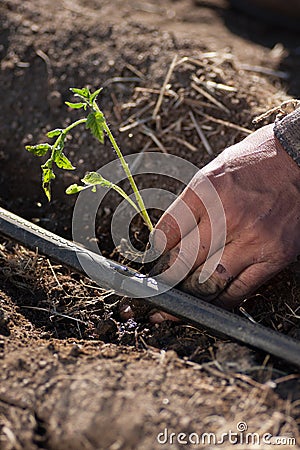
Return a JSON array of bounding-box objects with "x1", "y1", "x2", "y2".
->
[
  {"x1": 149, "y1": 311, "x2": 180, "y2": 323},
  {"x1": 119, "y1": 304, "x2": 134, "y2": 320},
  {"x1": 149, "y1": 312, "x2": 166, "y2": 323},
  {"x1": 197, "y1": 277, "x2": 221, "y2": 295},
  {"x1": 182, "y1": 275, "x2": 221, "y2": 299}
]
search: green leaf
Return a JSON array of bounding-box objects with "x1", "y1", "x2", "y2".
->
[
  {"x1": 70, "y1": 87, "x2": 91, "y2": 100},
  {"x1": 66, "y1": 172, "x2": 111, "y2": 196},
  {"x1": 47, "y1": 129, "x2": 63, "y2": 138},
  {"x1": 90, "y1": 88, "x2": 103, "y2": 104},
  {"x1": 53, "y1": 149, "x2": 75, "y2": 170},
  {"x1": 86, "y1": 112, "x2": 105, "y2": 143},
  {"x1": 65, "y1": 101, "x2": 86, "y2": 109},
  {"x1": 41, "y1": 160, "x2": 56, "y2": 201},
  {"x1": 82, "y1": 171, "x2": 106, "y2": 186},
  {"x1": 25, "y1": 143, "x2": 51, "y2": 157},
  {"x1": 66, "y1": 184, "x2": 86, "y2": 195}
]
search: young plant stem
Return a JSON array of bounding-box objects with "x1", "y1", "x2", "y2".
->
[
  {"x1": 66, "y1": 118, "x2": 87, "y2": 132},
  {"x1": 109, "y1": 183, "x2": 141, "y2": 214},
  {"x1": 51, "y1": 118, "x2": 87, "y2": 156},
  {"x1": 63, "y1": 106, "x2": 153, "y2": 231},
  {"x1": 96, "y1": 108, "x2": 153, "y2": 231},
  {"x1": 74, "y1": 179, "x2": 141, "y2": 214}
]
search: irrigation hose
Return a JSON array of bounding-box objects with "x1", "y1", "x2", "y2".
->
[{"x1": 0, "y1": 206, "x2": 300, "y2": 368}]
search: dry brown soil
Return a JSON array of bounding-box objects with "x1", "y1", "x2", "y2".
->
[{"x1": 0, "y1": 1, "x2": 300, "y2": 449}]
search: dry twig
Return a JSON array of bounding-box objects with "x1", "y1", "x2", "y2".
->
[
  {"x1": 194, "y1": 109, "x2": 252, "y2": 134},
  {"x1": 189, "y1": 110, "x2": 213, "y2": 156},
  {"x1": 191, "y1": 77, "x2": 230, "y2": 114},
  {"x1": 142, "y1": 126, "x2": 168, "y2": 153},
  {"x1": 152, "y1": 55, "x2": 178, "y2": 119}
]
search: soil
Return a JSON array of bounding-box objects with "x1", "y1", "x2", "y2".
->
[{"x1": 0, "y1": 0, "x2": 300, "y2": 449}]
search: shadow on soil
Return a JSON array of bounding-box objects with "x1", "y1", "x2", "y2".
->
[{"x1": 197, "y1": 0, "x2": 300, "y2": 97}]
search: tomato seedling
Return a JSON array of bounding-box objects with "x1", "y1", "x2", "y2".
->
[{"x1": 25, "y1": 87, "x2": 153, "y2": 231}]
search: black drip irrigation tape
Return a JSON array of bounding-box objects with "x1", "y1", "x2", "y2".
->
[{"x1": 1, "y1": 206, "x2": 300, "y2": 368}]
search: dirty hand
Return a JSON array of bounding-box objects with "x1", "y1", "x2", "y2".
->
[{"x1": 150, "y1": 124, "x2": 300, "y2": 322}]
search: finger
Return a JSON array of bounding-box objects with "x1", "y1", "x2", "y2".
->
[
  {"x1": 148, "y1": 262, "x2": 275, "y2": 324},
  {"x1": 149, "y1": 246, "x2": 265, "y2": 324},
  {"x1": 152, "y1": 182, "x2": 208, "y2": 254},
  {"x1": 215, "y1": 262, "x2": 281, "y2": 308},
  {"x1": 119, "y1": 304, "x2": 134, "y2": 321},
  {"x1": 149, "y1": 311, "x2": 180, "y2": 323},
  {"x1": 151, "y1": 216, "x2": 212, "y2": 285},
  {"x1": 180, "y1": 241, "x2": 252, "y2": 300}
]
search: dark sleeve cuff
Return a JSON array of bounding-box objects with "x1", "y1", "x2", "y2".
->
[{"x1": 274, "y1": 108, "x2": 300, "y2": 167}]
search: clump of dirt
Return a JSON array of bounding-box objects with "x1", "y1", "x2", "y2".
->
[{"x1": 0, "y1": 0, "x2": 300, "y2": 449}]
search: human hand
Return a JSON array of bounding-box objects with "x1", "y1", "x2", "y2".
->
[{"x1": 150, "y1": 124, "x2": 300, "y2": 322}]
